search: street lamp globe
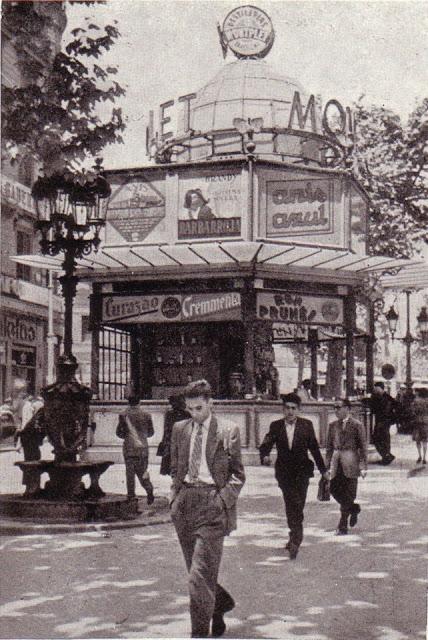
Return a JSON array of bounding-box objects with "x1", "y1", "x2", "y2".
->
[
  {"x1": 385, "y1": 304, "x2": 399, "y2": 339},
  {"x1": 416, "y1": 306, "x2": 428, "y2": 346},
  {"x1": 31, "y1": 161, "x2": 111, "y2": 258}
]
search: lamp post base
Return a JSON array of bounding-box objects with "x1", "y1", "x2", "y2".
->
[{"x1": 0, "y1": 492, "x2": 140, "y2": 522}]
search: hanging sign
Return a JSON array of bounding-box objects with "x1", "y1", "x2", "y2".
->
[
  {"x1": 102, "y1": 292, "x2": 242, "y2": 324},
  {"x1": 257, "y1": 292, "x2": 343, "y2": 325},
  {"x1": 266, "y1": 179, "x2": 334, "y2": 237}
]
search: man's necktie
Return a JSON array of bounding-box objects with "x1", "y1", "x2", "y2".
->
[{"x1": 189, "y1": 423, "x2": 203, "y2": 481}]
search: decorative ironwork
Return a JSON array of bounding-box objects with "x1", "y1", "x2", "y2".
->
[{"x1": 31, "y1": 159, "x2": 111, "y2": 260}]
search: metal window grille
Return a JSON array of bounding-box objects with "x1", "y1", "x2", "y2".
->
[{"x1": 98, "y1": 327, "x2": 131, "y2": 401}]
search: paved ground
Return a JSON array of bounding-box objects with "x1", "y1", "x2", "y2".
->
[{"x1": 0, "y1": 434, "x2": 427, "y2": 639}]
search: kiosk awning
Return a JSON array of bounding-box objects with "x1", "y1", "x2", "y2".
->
[
  {"x1": 11, "y1": 242, "x2": 424, "y2": 278},
  {"x1": 379, "y1": 259, "x2": 428, "y2": 291}
]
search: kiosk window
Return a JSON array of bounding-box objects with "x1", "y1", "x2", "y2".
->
[{"x1": 99, "y1": 327, "x2": 131, "y2": 401}]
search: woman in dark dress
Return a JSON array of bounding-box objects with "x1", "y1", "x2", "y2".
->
[{"x1": 157, "y1": 395, "x2": 190, "y2": 475}]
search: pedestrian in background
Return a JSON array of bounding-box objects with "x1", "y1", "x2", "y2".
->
[
  {"x1": 297, "y1": 378, "x2": 316, "y2": 402},
  {"x1": 157, "y1": 394, "x2": 190, "y2": 475},
  {"x1": 326, "y1": 398, "x2": 367, "y2": 535},
  {"x1": 14, "y1": 402, "x2": 46, "y2": 496},
  {"x1": 116, "y1": 395, "x2": 155, "y2": 505},
  {"x1": 369, "y1": 382, "x2": 398, "y2": 465},
  {"x1": 170, "y1": 379, "x2": 245, "y2": 638},
  {"x1": 0, "y1": 399, "x2": 16, "y2": 441},
  {"x1": 412, "y1": 388, "x2": 428, "y2": 464},
  {"x1": 259, "y1": 392, "x2": 328, "y2": 560}
]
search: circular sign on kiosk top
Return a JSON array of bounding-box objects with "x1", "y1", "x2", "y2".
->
[{"x1": 222, "y1": 5, "x2": 275, "y2": 59}]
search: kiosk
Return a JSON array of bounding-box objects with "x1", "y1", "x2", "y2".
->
[{"x1": 75, "y1": 7, "x2": 401, "y2": 460}]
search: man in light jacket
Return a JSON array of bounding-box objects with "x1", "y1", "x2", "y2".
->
[
  {"x1": 116, "y1": 395, "x2": 155, "y2": 504},
  {"x1": 170, "y1": 379, "x2": 245, "y2": 638},
  {"x1": 326, "y1": 398, "x2": 367, "y2": 535}
]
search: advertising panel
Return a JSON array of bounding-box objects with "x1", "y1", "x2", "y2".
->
[
  {"x1": 349, "y1": 184, "x2": 368, "y2": 256},
  {"x1": 266, "y1": 178, "x2": 334, "y2": 237},
  {"x1": 273, "y1": 323, "x2": 309, "y2": 342},
  {"x1": 102, "y1": 292, "x2": 242, "y2": 324},
  {"x1": 178, "y1": 169, "x2": 242, "y2": 239},
  {"x1": 257, "y1": 292, "x2": 343, "y2": 326},
  {"x1": 107, "y1": 175, "x2": 166, "y2": 242}
]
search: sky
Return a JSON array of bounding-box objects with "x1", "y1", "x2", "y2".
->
[{"x1": 65, "y1": 0, "x2": 428, "y2": 169}]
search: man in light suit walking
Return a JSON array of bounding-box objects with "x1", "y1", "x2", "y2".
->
[
  {"x1": 326, "y1": 398, "x2": 368, "y2": 535},
  {"x1": 170, "y1": 379, "x2": 245, "y2": 638}
]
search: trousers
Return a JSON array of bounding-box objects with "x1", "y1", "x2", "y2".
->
[
  {"x1": 279, "y1": 476, "x2": 310, "y2": 547},
  {"x1": 330, "y1": 463, "x2": 358, "y2": 528},
  {"x1": 171, "y1": 485, "x2": 233, "y2": 637},
  {"x1": 124, "y1": 451, "x2": 153, "y2": 497},
  {"x1": 373, "y1": 422, "x2": 391, "y2": 459}
]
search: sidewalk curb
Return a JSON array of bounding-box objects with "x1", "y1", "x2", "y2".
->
[{"x1": 0, "y1": 507, "x2": 172, "y2": 536}]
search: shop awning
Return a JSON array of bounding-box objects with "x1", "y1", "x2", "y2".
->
[
  {"x1": 11, "y1": 242, "x2": 425, "y2": 278},
  {"x1": 379, "y1": 258, "x2": 428, "y2": 291}
]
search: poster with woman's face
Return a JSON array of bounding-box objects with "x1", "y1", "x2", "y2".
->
[{"x1": 178, "y1": 169, "x2": 243, "y2": 239}]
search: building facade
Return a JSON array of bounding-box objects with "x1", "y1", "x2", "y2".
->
[{"x1": 1, "y1": 1, "x2": 66, "y2": 402}]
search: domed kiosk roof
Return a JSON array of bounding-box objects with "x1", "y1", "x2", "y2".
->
[{"x1": 190, "y1": 58, "x2": 310, "y2": 133}]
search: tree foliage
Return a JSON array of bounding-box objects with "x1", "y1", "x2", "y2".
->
[
  {"x1": 2, "y1": 0, "x2": 125, "y2": 176},
  {"x1": 350, "y1": 98, "x2": 428, "y2": 258}
]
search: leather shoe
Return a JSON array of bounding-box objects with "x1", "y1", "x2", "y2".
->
[
  {"x1": 211, "y1": 613, "x2": 226, "y2": 638},
  {"x1": 350, "y1": 504, "x2": 360, "y2": 528},
  {"x1": 147, "y1": 492, "x2": 155, "y2": 505},
  {"x1": 335, "y1": 528, "x2": 348, "y2": 536}
]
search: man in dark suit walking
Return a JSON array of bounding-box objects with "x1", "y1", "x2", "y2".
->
[
  {"x1": 326, "y1": 398, "x2": 367, "y2": 535},
  {"x1": 259, "y1": 392, "x2": 328, "y2": 560},
  {"x1": 170, "y1": 380, "x2": 245, "y2": 638}
]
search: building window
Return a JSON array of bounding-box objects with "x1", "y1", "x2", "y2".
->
[
  {"x1": 11, "y1": 346, "x2": 36, "y2": 396},
  {"x1": 99, "y1": 327, "x2": 131, "y2": 401},
  {"x1": 18, "y1": 156, "x2": 34, "y2": 187},
  {"x1": 16, "y1": 230, "x2": 32, "y2": 281}
]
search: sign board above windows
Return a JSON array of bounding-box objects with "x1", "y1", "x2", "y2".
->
[
  {"x1": 106, "y1": 173, "x2": 166, "y2": 243},
  {"x1": 257, "y1": 292, "x2": 344, "y2": 326},
  {"x1": 258, "y1": 168, "x2": 345, "y2": 247},
  {"x1": 102, "y1": 292, "x2": 242, "y2": 324},
  {"x1": 178, "y1": 168, "x2": 243, "y2": 240},
  {"x1": 105, "y1": 165, "x2": 244, "y2": 244},
  {"x1": 266, "y1": 178, "x2": 334, "y2": 237}
]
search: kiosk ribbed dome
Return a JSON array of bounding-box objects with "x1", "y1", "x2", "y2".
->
[{"x1": 190, "y1": 58, "x2": 311, "y2": 133}]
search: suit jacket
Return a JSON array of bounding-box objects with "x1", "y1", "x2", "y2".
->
[
  {"x1": 116, "y1": 405, "x2": 154, "y2": 456},
  {"x1": 170, "y1": 415, "x2": 245, "y2": 534},
  {"x1": 259, "y1": 417, "x2": 326, "y2": 486},
  {"x1": 326, "y1": 416, "x2": 367, "y2": 479}
]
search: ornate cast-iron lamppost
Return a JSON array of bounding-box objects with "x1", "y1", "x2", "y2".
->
[
  {"x1": 32, "y1": 161, "x2": 111, "y2": 363},
  {"x1": 14, "y1": 162, "x2": 115, "y2": 506},
  {"x1": 385, "y1": 291, "x2": 428, "y2": 392}
]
